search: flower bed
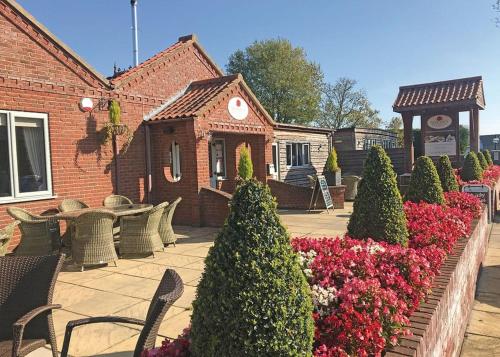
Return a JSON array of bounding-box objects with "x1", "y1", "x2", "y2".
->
[
  {"x1": 456, "y1": 164, "x2": 500, "y2": 187},
  {"x1": 144, "y1": 190, "x2": 484, "y2": 357}
]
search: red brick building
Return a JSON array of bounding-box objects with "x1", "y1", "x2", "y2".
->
[{"x1": 0, "y1": 0, "x2": 280, "y2": 242}]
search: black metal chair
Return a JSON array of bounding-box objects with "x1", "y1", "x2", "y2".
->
[
  {"x1": 61, "y1": 269, "x2": 184, "y2": 357},
  {"x1": 0, "y1": 254, "x2": 64, "y2": 357}
]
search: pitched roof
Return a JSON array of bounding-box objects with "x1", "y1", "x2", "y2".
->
[
  {"x1": 273, "y1": 122, "x2": 333, "y2": 134},
  {"x1": 393, "y1": 76, "x2": 485, "y2": 112},
  {"x1": 148, "y1": 74, "x2": 274, "y2": 125},
  {"x1": 2, "y1": 0, "x2": 110, "y2": 87},
  {"x1": 110, "y1": 34, "x2": 224, "y2": 87}
]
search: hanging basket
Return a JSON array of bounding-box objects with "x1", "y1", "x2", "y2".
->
[{"x1": 113, "y1": 124, "x2": 128, "y2": 136}]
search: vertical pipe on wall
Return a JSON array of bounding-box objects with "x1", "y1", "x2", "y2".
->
[
  {"x1": 131, "y1": 0, "x2": 139, "y2": 67},
  {"x1": 144, "y1": 124, "x2": 152, "y2": 203}
]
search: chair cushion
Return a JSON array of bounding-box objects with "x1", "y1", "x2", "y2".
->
[{"x1": 0, "y1": 339, "x2": 47, "y2": 357}]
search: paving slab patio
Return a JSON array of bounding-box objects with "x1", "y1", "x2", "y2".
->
[
  {"x1": 29, "y1": 204, "x2": 352, "y2": 356},
  {"x1": 461, "y1": 216, "x2": 500, "y2": 357}
]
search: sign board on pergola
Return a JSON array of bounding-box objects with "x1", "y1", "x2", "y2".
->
[{"x1": 393, "y1": 76, "x2": 485, "y2": 172}]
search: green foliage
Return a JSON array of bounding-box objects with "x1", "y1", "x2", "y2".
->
[
  {"x1": 477, "y1": 151, "x2": 488, "y2": 170},
  {"x1": 406, "y1": 156, "x2": 444, "y2": 205},
  {"x1": 436, "y1": 155, "x2": 459, "y2": 192},
  {"x1": 190, "y1": 180, "x2": 314, "y2": 356},
  {"x1": 461, "y1": 152, "x2": 483, "y2": 182},
  {"x1": 108, "y1": 99, "x2": 121, "y2": 125},
  {"x1": 484, "y1": 149, "x2": 494, "y2": 165},
  {"x1": 347, "y1": 145, "x2": 408, "y2": 245},
  {"x1": 459, "y1": 125, "x2": 470, "y2": 155},
  {"x1": 226, "y1": 38, "x2": 323, "y2": 124},
  {"x1": 315, "y1": 78, "x2": 381, "y2": 129},
  {"x1": 325, "y1": 148, "x2": 339, "y2": 172},
  {"x1": 385, "y1": 116, "x2": 404, "y2": 146},
  {"x1": 238, "y1": 146, "x2": 254, "y2": 180}
]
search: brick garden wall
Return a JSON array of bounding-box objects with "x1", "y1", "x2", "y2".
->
[
  {"x1": 199, "y1": 186, "x2": 231, "y2": 227},
  {"x1": 386, "y1": 206, "x2": 490, "y2": 357}
]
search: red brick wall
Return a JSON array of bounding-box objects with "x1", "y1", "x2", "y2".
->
[
  {"x1": 385, "y1": 207, "x2": 490, "y2": 357},
  {"x1": 199, "y1": 186, "x2": 231, "y2": 227}
]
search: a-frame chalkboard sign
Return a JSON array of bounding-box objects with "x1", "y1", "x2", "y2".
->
[{"x1": 308, "y1": 175, "x2": 334, "y2": 213}]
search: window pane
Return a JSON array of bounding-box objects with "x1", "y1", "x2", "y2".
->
[
  {"x1": 292, "y1": 144, "x2": 298, "y2": 166},
  {"x1": 297, "y1": 143, "x2": 303, "y2": 166},
  {"x1": 0, "y1": 114, "x2": 11, "y2": 197},
  {"x1": 15, "y1": 117, "x2": 48, "y2": 193},
  {"x1": 214, "y1": 140, "x2": 225, "y2": 176},
  {"x1": 286, "y1": 144, "x2": 292, "y2": 166},
  {"x1": 272, "y1": 144, "x2": 278, "y2": 167},
  {"x1": 303, "y1": 144, "x2": 310, "y2": 164}
]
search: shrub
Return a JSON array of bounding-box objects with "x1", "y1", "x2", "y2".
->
[
  {"x1": 477, "y1": 151, "x2": 488, "y2": 170},
  {"x1": 325, "y1": 148, "x2": 339, "y2": 172},
  {"x1": 436, "y1": 155, "x2": 459, "y2": 192},
  {"x1": 444, "y1": 191, "x2": 482, "y2": 219},
  {"x1": 406, "y1": 156, "x2": 444, "y2": 205},
  {"x1": 461, "y1": 152, "x2": 483, "y2": 182},
  {"x1": 483, "y1": 165, "x2": 500, "y2": 186},
  {"x1": 347, "y1": 145, "x2": 408, "y2": 245},
  {"x1": 483, "y1": 149, "x2": 494, "y2": 166},
  {"x1": 237, "y1": 146, "x2": 253, "y2": 180},
  {"x1": 190, "y1": 179, "x2": 314, "y2": 356}
]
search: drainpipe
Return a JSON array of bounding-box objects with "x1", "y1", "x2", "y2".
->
[
  {"x1": 131, "y1": 0, "x2": 139, "y2": 67},
  {"x1": 144, "y1": 124, "x2": 152, "y2": 203}
]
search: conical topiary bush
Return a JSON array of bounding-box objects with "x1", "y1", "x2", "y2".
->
[
  {"x1": 406, "y1": 156, "x2": 444, "y2": 204},
  {"x1": 347, "y1": 145, "x2": 408, "y2": 245},
  {"x1": 484, "y1": 150, "x2": 494, "y2": 166},
  {"x1": 436, "y1": 155, "x2": 459, "y2": 192},
  {"x1": 190, "y1": 179, "x2": 314, "y2": 356},
  {"x1": 477, "y1": 151, "x2": 488, "y2": 170},
  {"x1": 237, "y1": 146, "x2": 254, "y2": 180},
  {"x1": 461, "y1": 152, "x2": 483, "y2": 182}
]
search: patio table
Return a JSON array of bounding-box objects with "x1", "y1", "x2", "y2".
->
[{"x1": 55, "y1": 203, "x2": 153, "y2": 220}]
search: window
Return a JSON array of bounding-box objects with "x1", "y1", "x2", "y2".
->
[
  {"x1": 271, "y1": 143, "x2": 279, "y2": 176},
  {"x1": 286, "y1": 143, "x2": 310, "y2": 167},
  {"x1": 363, "y1": 138, "x2": 377, "y2": 150},
  {"x1": 0, "y1": 111, "x2": 52, "y2": 202},
  {"x1": 170, "y1": 141, "x2": 181, "y2": 181},
  {"x1": 211, "y1": 139, "x2": 226, "y2": 178}
]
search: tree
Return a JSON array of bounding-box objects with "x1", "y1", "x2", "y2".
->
[
  {"x1": 226, "y1": 38, "x2": 323, "y2": 124},
  {"x1": 347, "y1": 145, "x2": 408, "y2": 245},
  {"x1": 315, "y1": 78, "x2": 382, "y2": 129},
  {"x1": 406, "y1": 156, "x2": 445, "y2": 204},
  {"x1": 190, "y1": 179, "x2": 314, "y2": 356},
  {"x1": 459, "y1": 125, "x2": 470, "y2": 155},
  {"x1": 436, "y1": 155, "x2": 459, "y2": 192},
  {"x1": 461, "y1": 152, "x2": 483, "y2": 182},
  {"x1": 238, "y1": 146, "x2": 253, "y2": 179},
  {"x1": 385, "y1": 116, "x2": 404, "y2": 146}
]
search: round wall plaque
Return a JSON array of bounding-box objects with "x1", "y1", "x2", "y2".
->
[
  {"x1": 228, "y1": 97, "x2": 248, "y2": 120},
  {"x1": 427, "y1": 115, "x2": 453, "y2": 130}
]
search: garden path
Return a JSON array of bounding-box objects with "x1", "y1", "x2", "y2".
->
[{"x1": 461, "y1": 215, "x2": 500, "y2": 356}]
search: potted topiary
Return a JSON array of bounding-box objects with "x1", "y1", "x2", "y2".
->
[
  {"x1": 436, "y1": 155, "x2": 459, "y2": 192},
  {"x1": 484, "y1": 149, "x2": 494, "y2": 166},
  {"x1": 347, "y1": 145, "x2": 408, "y2": 245},
  {"x1": 190, "y1": 179, "x2": 314, "y2": 356},
  {"x1": 324, "y1": 147, "x2": 341, "y2": 186},
  {"x1": 406, "y1": 156, "x2": 445, "y2": 204},
  {"x1": 477, "y1": 151, "x2": 488, "y2": 170},
  {"x1": 101, "y1": 99, "x2": 133, "y2": 152},
  {"x1": 461, "y1": 152, "x2": 483, "y2": 182}
]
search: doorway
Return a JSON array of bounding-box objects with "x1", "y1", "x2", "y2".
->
[{"x1": 209, "y1": 139, "x2": 226, "y2": 188}]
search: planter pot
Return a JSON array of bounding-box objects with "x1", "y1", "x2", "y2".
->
[{"x1": 325, "y1": 169, "x2": 341, "y2": 186}]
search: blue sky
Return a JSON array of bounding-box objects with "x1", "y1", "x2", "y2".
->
[{"x1": 18, "y1": 0, "x2": 500, "y2": 134}]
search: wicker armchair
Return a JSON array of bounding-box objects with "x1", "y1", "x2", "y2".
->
[
  {"x1": 0, "y1": 254, "x2": 64, "y2": 357},
  {"x1": 6, "y1": 208, "x2": 58, "y2": 256},
  {"x1": 58, "y1": 199, "x2": 89, "y2": 212},
  {"x1": 159, "y1": 197, "x2": 182, "y2": 246},
  {"x1": 0, "y1": 221, "x2": 19, "y2": 256},
  {"x1": 61, "y1": 269, "x2": 183, "y2": 357},
  {"x1": 103, "y1": 194, "x2": 133, "y2": 207},
  {"x1": 71, "y1": 210, "x2": 118, "y2": 271},
  {"x1": 119, "y1": 202, "x2": 168, "y2": 257}
]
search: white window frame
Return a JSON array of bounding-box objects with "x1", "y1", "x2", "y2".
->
[
  {"x1": 211, "y1": 138, "x2": 227, "y2": 179},
  {"x1": 286, "y1": 142, "x2": 311, "y2": 168},
  {"x1": 170, "y1": 141, "x2": 181, "y2": 182},
  {"x1": 0, "y1": 110, "x2": 53, "y2": 203}
]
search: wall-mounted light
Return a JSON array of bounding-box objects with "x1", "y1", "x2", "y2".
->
[{"x1": 79, "y1": 98, "x2": 93, "y2": 112}]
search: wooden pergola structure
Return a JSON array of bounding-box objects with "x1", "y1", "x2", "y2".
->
[{"x1": 393, "y1": 76, "x2": 485, "y2": 172}]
